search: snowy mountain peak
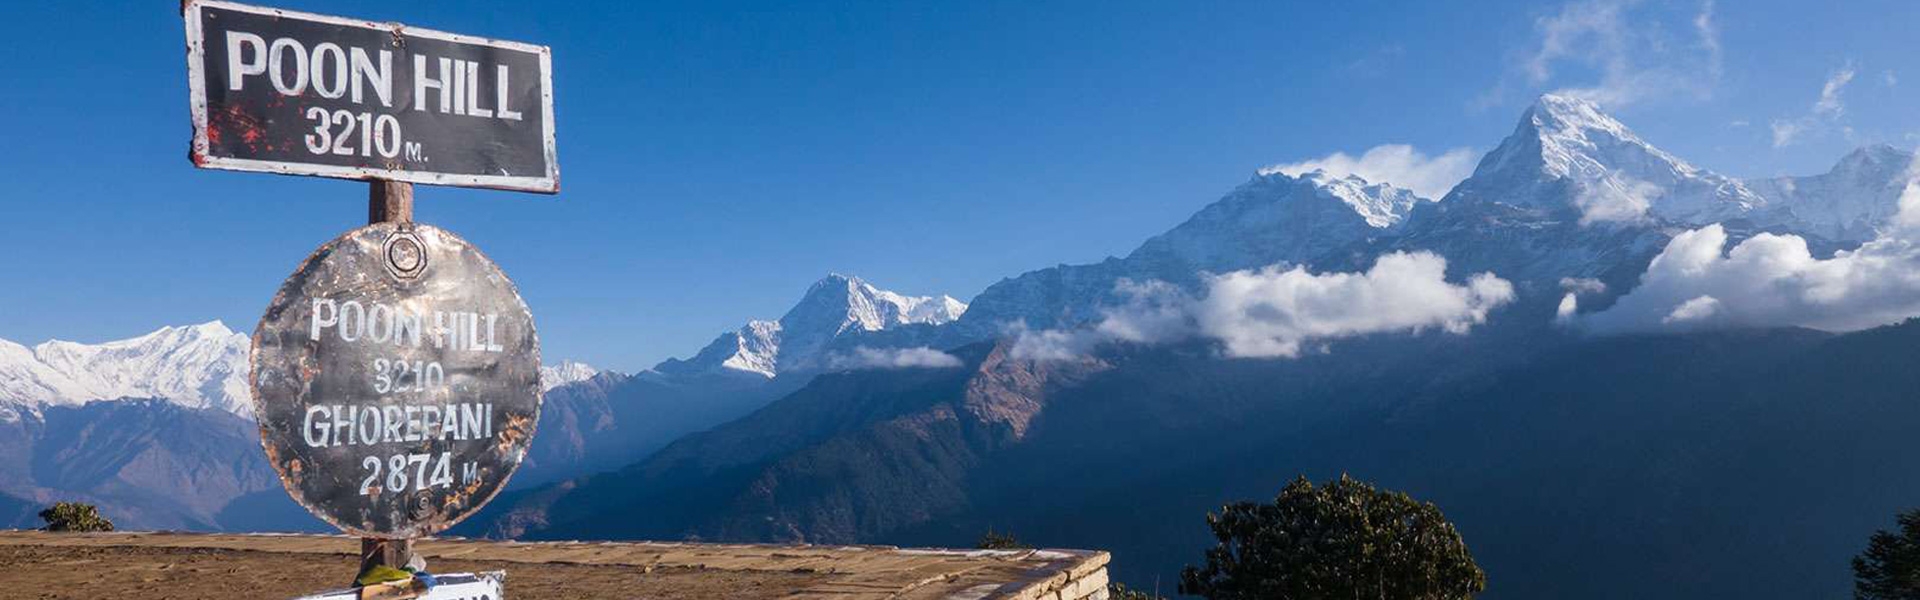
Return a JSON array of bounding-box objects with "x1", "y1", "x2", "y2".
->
[
  {"x1": 1, "y1": 321, "x2": 251, "y2": 417},
  {"x1": 1745, "y1": 144, "x2": 1918, "y2": 242},
  {"x1": 788, "y1": 274, "x2": 968, "y2": 331},
  {"x1": 1119, "y1": 169, "x2": 1425, "y2": 279},
  {"x1": 36, "y1": 320, "x2": 235, "y2": 354},
  {"x1": 1528, "y1": 94, "x2": 1638, "y2": 142},
  {"x1": 1833, "y1": 144, "x2": 1913, "y2": 178},
  {"x1": 657, "y1": 275, "x2": 969, "y2": 378},
  {"x1": 1455, "y1": 93, "x2": 1763, "y2": 225},
  {"x1": 1296, "y1": 169, "x2": 1430, "y2": 228},
  {"x1": 539, "y1": 361, "x2": 604, "y2": 392},
  {"x1": 1479, "y1": 93, "x2": 1688, "y2": 183}
]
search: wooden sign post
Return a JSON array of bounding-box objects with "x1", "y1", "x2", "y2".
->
[
  {"x1": 181, "y1": 1, "x2": 559, "y2": 593},
  {"x1": 365, "y1": 179, "x2": 412, "y2": 576},
  {"x1": 371, "y1": 181, "x2": 415, "y2": 224}
]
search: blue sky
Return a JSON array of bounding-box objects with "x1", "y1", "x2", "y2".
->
[{"x1": 2, "y1": 0, "x2": 1917, "y2": 371}]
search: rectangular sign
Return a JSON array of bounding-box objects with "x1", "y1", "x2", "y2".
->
[
  {"x1": 293, "y1": 571, "x2": 505, "y2": 600},
  {"x1": 184, "y1": 0, "x2": 558, "y2": 193}
]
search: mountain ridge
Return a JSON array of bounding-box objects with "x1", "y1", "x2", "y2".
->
[
  {"x1": 0, "y1": 321, "x2": 251, "y2": 418},
  {"x1": 653, "y1": 273, "x2": 969, "y2": 378}
]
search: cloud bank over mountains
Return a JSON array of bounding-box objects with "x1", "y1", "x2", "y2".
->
[
  {"x1": 1013, "y1": 252, "x2": 1515, "y2": 360},
  {"x1": 1582, "y1": 177, "x2": 1920, "y2": 334}
]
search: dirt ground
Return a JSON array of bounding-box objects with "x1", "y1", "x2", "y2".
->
[{"x1": 0, "y1": 544, "x2": 826, "y2": 600}]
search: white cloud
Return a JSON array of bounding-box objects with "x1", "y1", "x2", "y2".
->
[
  {"x1": 1007, "y1": 280, "x2": 1192, "y2": 361},
  {"x1": 1694, "y1": 0, "x2": 1722, "y2": 77},
  {"x1": 1583, "y1": 175, "x2": 1920, "y2": 333},
  {"x1": 1011, "y1": 252, "x2": 1516, "y2": 360},
  {"x1": 1661, "y1": 295, "x2": 1722, "y2": 324},
  {"x1": 1770, "y1": 120, "x2": 1808, "y2": 148},
  {"x1": 1505, "y1": 0, "x2": 1722, "y2": 107},
  {"x1": 1008, "y1": 325, "x2": 1096, "y2": 362},
  {"x1": 1573, "y1": 172, "x2": 1661, "y2": 224},
  {"x1": 1884, "y1": 70, "x2": 1898, "y2": 88},
  {"x1": 1556, "y1": 293, "x2": 1581, "y2": 323},
  {"x1": 1197, "y1": 253, "x2": 1516, "y2": 358},
  {"x1": 1772, "y1": 63, "x2": 1857, "y2": 148},
  {"x1": 1093, "y1": 280, "x2": 1194, "y2": 344},
  {"x1": 1560, "y1": 277, "x2": 1609, "y2": 295},
  {"x1": 1262, "y1": 145, "x2": 1478, "y2": 201},
  {"x1": 1554, "y1": 277, "x2": 1610, "y2": 323},
  {"x1": 828, "y1": 346, "x2": 964, "y2": 370},
  {"x1": 1813, "y1": 65, "x2": 1857, "y2": 118}
]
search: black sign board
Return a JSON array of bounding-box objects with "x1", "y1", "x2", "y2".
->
[
  {"x1": 184, "y1": 0, "x2": 558, "y2": 192},
  {"x1": 251, "y1": 223, "x2": 541, "y2": 538}
]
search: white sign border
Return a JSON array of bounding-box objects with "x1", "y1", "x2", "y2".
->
[{"x1": 183, "y1": 0, "x2": 559, "y2": 194}]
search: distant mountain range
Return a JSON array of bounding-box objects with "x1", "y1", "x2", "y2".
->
[
  {"x1": 0, "y1": 274, "x2": 972, "y2": 529},
  {"x1": 0, "y1": 322, "x2": 250, "y2": 419},
  {"x1": 461, "y1": 95, "x2": 1920, "y2": 599},
  {"x1": 7, "y1": 95, "x2": 1920, "y2": 599},
  {"x1": 952, "y1": 95, "x2": 1908, "y2": 342}
]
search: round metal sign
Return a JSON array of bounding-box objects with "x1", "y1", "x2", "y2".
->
[{"x1": 250, "y1": 222, "x2": 540, "y2": 538}]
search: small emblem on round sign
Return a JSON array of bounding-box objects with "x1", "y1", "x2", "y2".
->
[
  {"x1": 250, "y1": 222, "x2": 540, "y2": 538},
  {"x1": 383, "y1": 228, "x2": 426, "y2": 279}
]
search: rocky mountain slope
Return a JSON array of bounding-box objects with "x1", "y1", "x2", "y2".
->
[
  {"x1": 474, "y1": 341, "x2": 1108, "y2": 542},
  {"x1": 513, "y1": 274, "x2": 971, "y2": 487},
  {"x1": 0, "y1": 399, "x2": 318, "y2": 531}
]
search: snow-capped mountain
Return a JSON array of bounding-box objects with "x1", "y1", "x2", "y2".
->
[
  {"x1": 955, "y1": 166, "x2": 1434, "y2": 336},
  {"x1": 1131, "y1": 169, "x2": 1429, "y2": 272},
  {"x1": 1376, "y1": 94, "x2": 1745, "y2": 295},
  {"x1": 0, "y1": 319, "x2": 615, "y2": 421},
  {"x1": 1745, "y1": 144, "x2": 1917, "y2": 243},
  {"x1": 473, "y1": 93, "x2": 1920, "y2": 599},
  {"x1": 539, "y1": 361, "x2": 605, "y2": 392},
  {"x1": 1459, "y1": 96, "x2": 1914, "y2": 245},
  {"x1": 654, "y1": 274, "x2": 969, "y2": 378},
  {"x1": 958, "y1": 94, "x2": 1918, "y2": 339},
  {"x1": 1453, "y1": 94, "x2": 1766, "y2": 226},
  {"x1": 0, "y1": 321, "x2": 250, "y2": 417}
]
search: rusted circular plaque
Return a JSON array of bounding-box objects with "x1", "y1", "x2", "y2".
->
[{"x1": 251, "y1": 222, "x2": 540, "y2": 538}]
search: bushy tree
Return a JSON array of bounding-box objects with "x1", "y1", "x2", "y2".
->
[
  {"x1": 976, "y1": 528, "x2": 1031, "y2": 550},
  {"x1": 39, "y1": 502, "x2": 114, "y2": 533},
  {"x1": 1855, "y1": 507, "x2": 1920, "y2": 599},
  {"x1": 1179, "y1": 475, "x2": 1485, "y2": 600}
]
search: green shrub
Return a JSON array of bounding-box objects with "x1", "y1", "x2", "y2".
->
[
  {"x1": 1180, "y1": 474, "x2": 1485, "y2": 600},
  {"x1": 39, "y1": 502, "x2": 114, "y2": 533}
]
